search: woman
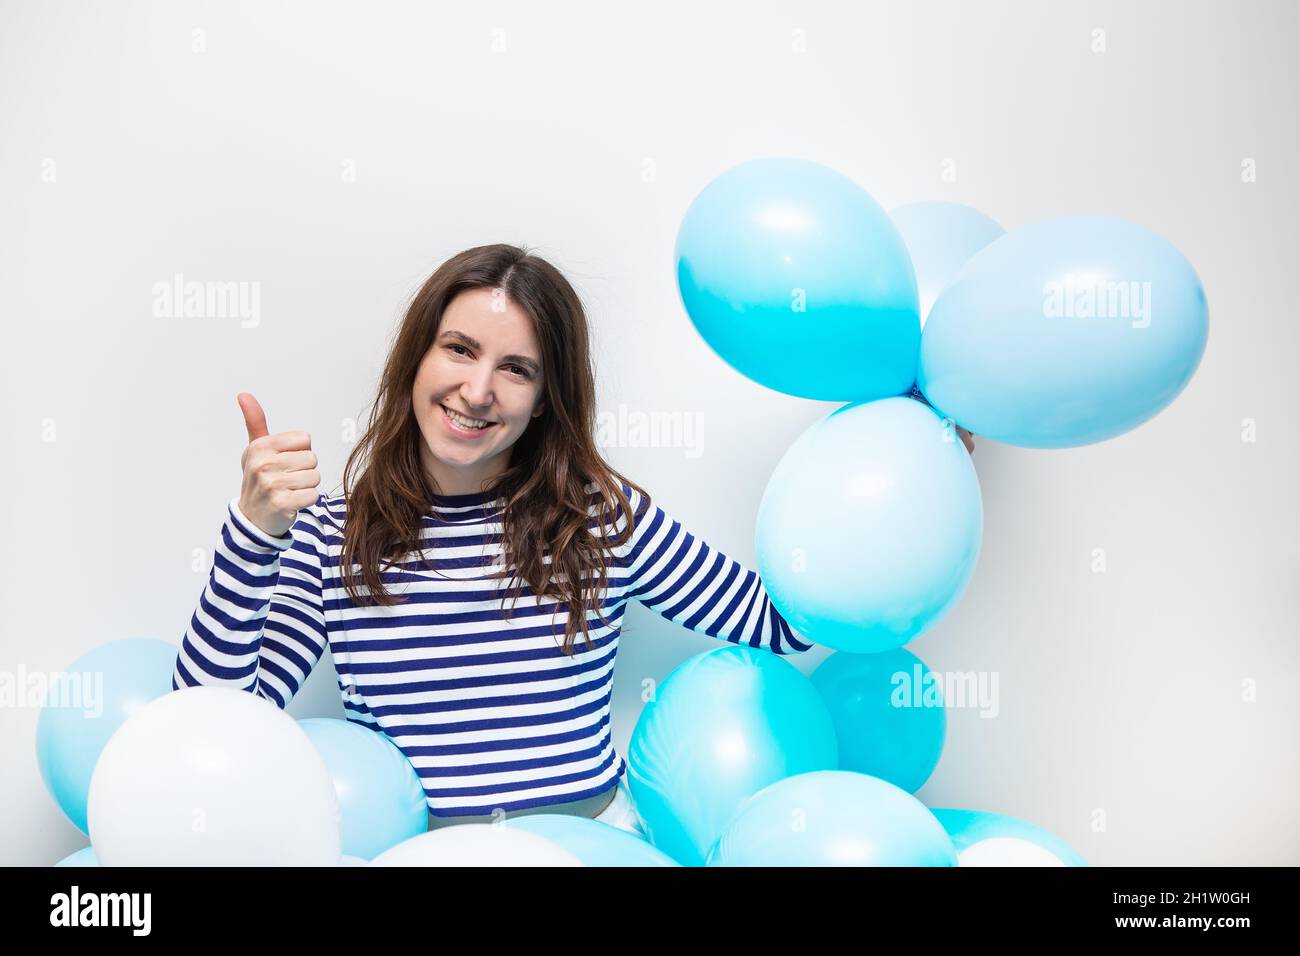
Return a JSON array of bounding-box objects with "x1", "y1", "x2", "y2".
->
[{"x1": 173, "y1": 243, "x2": 970, "y2": 835}]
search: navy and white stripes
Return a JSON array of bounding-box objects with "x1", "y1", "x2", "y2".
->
[{"x1": 173, "y1": 482, "x2": 813, "y2": 818}]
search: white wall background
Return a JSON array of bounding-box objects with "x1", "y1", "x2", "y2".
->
[{"x1": 2, "y1": 0, "x2": 1296, "y2": 866}]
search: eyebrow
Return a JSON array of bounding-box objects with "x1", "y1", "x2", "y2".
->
[{"x1": 437, "y1": 329, "x2": 541, "y2": 374}]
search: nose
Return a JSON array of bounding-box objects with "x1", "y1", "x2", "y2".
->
[{"x1": 458, "y1": 364, "x2": 495, "y2": 414}]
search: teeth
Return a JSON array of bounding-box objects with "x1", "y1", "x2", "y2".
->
[{"x1": 445, "y1": 406, "x2": 490, "y2": 429}]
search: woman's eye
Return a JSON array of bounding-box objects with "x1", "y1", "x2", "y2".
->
[{"x1": 448, "y1": 345, "x2": 530, "y2": 379}]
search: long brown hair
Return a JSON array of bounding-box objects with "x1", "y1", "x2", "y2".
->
[{"x1": 336, "y1": 243, "x2": 648, "y2": 655}]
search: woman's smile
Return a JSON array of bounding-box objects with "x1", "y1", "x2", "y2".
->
[{"x1": 439, "y1": 402, "x2": 499, "y2": 439}]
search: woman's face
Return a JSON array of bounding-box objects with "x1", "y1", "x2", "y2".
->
[{"x1": 412, "y1": 287, "x2": 546, "y2": 495}]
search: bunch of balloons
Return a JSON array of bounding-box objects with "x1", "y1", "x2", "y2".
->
[
  {"x1": 39, "y1": 637, "x2": 1081, "y2": 866},
  {"x1": 677, "y1": 156, "x2": 1207, "y2": 656},
  {"x1": 38, "y1": 639, "x2": 433, "y2": 866},
  {"x1": 678, "y1": 156, "x2": 1207, "y2": 446},
  {"x1": 621, "y1": 643, "x2": 1089, "y2": 866},
  {"x1": 39, "y1": 640, "x2": 677, "y2": 867},
  {"x1": 627, "y1": 154, "x2": 1208, "y2": 866}
]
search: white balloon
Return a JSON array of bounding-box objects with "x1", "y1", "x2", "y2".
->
[
  {"x1": 339, "y1": 855, "x2": 369, "y2": 866},
  {"x1": 87, "y1": 686, "x2": 341, "y2": 866},
  {"x1": 958, "y1": 837, "x2": 1067, "y2": 867},
  {"x1": 369, "y1": 825, "x2": 583, "y2": 867}
]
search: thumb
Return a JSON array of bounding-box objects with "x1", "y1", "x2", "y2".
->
[{"x1": 238, "y1": 392, "x2": 269, "y2": 443}]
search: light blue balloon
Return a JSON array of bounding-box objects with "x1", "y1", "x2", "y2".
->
[
  {"x1": 756, "y1": 396, "x2": 982, "y2": 652},
  {"x1": 931, "y1": 808, "x2": 1088, "y2": 866},
  {"x1": 707, "y1": 770, "x2": 957, "y2": 866},
  {"x1": 675, "y1": 156, "x2": 920, "y2": 402},
  {"x1": 810, "y1": 648, "x2": 945, "y2": 793},
  {"x1": 890, "y1": 201, "x2": 1004, "y2": 328},
  {"x1": 54, "y1": 846, "x2": 99, "y2": 867},
  {"x1": 627, "y1": 645, "x2": 838, "y2": 866},
  {"x1": 298, "y1": 717, "x2": 429, "y2": 861},
  {"x1": 504, "y1": 814, "x2": 681, "y2": 867},
  {"x1": 35, "y1": 638, "x2": 180, "y2": 835},
  {"x1": 918, "y1": 215, "x2": 1209, "y2": 447}
]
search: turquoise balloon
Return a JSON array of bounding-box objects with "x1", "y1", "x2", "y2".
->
[
  {"x1": 627, "y1": 645, "x2": 838, "y2": 866},
  {"x1": 890, "y1": 201, "x2": 1004, "y2": 328},
  {"x1": 706, "y1": 770, "x2": 957, "y2": 866},
  {"x1": 931, "y1": 808, "x2": 1088, "y2": 866},
  {"x1": 918, "y1": 215, "x2": 1209, "y2": 447},
  {"x1": 756, "y1": 396, "x2": 982, "y2": 652},
  {"x1": 35, "y1": 638, "x2": 180, "y2": 834},
  {"x1": 810, "y1": 648, "x2": 945, "y2": 793},
  {"x1": 675, "y1": 156, "x2": 920, "y2": 402},
  {"x1": 504, "y1": 814, "x2": 680, "y2": 867},
  {"x1": 298, "y1": 717, "x2": 429, "y2": 861},
  {"x1": 54, "y1": 846, "x2": 99, "y2": 867}
]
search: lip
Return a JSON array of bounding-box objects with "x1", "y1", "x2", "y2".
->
[{"x1": 439, "y1": 403, "x2": 498, "y2": 439}]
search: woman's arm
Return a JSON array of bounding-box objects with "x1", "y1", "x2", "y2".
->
[
  {"x1": 173, "y1": 496, "x2": 331, "y2": 708},
  {"x1": 613, "y1": 486, "x2": 814, "y2": 656}
]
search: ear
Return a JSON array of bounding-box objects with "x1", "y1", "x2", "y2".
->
[{"x1": 532, "y1": 399, "x2": 546, "y2": 418}]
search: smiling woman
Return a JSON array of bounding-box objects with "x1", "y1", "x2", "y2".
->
[
  {"x1": 410, "y1": 289, "x2": 548, "y2": 494},
  {"x1": 174, "y1": 243, "x2": 815, "y2": 825},
  {"x1": 339, "y1": 246, "x2": 641, "y2": 661}
]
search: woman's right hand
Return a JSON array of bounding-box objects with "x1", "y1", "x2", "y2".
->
[{"x1": 237, "y1": 392, "x2": 320, "y2": 539}]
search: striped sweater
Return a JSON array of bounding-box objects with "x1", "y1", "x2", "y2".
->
[{"x1": 173, "y1": 481, "x2": 814, "y2": 818}]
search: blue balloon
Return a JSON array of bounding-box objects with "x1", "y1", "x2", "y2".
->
[
  {"x1": 706, "y1": 770, "x2": 957, "y2": 866},
  {"x1": 35, "y1": 638, "x2": 180, "y2": 834},
  {"x1": 54, "y1": 846, "x2": 99, "y2": 867},
  {"x1": 931, "y1": 808, "x2": 1088, "y2": 866},
  {"x1": 756, "y1": 396, "x2": 983, "y2": 652},
  {"x1": 298, "y1": 717, "x2": 429, "y2": 861},
  {"x1": 627, "y1": 645, "x2": 838, "y2": 866},
  {"x1": 890, "y1": 200, "x2": 1005, "y2": 328},
  {"x1": 810, "y1": 647, "x2": 945, "y2": 792},
  {"x1": 918, "y1": 215, "x2": 1209, "y2": 447},
  {"x1": 675, "y1": 156, "x2": 920, "y2": 402},
  {"x1": 504, "y1": 814, "x2": 681, "y2": 867}
]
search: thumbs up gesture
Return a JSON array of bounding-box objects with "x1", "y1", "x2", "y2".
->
[{"x1": 237, "y1": 392, "x2": 320, "y2": 538}]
